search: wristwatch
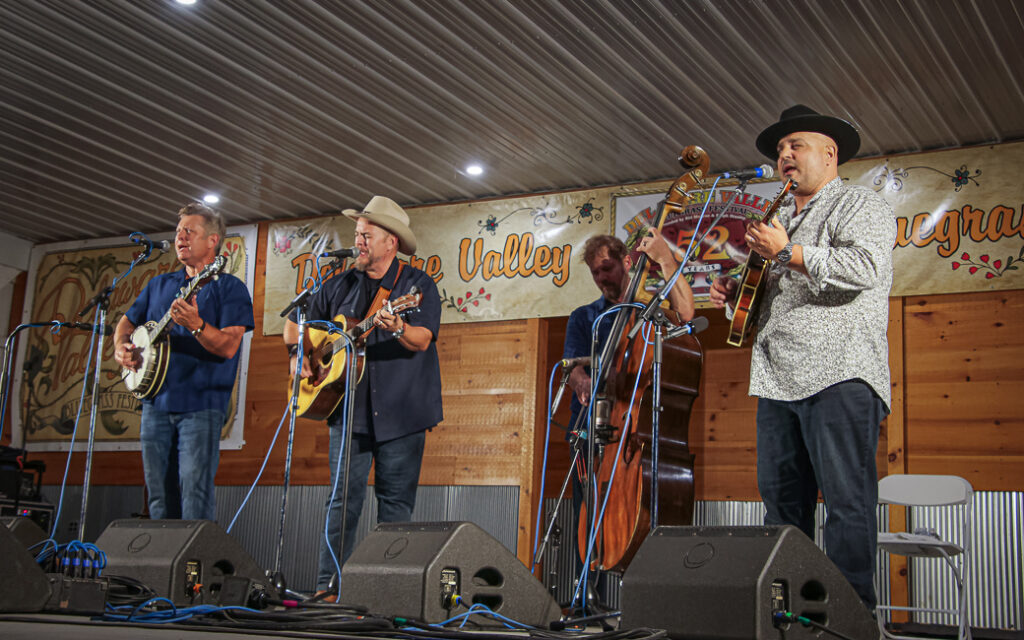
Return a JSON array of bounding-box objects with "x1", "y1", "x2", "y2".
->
[
  {"x1": 775, "y1": 241, "x2": 795, "y2": 264},
  {"x1": 392, "y1": 320, "x2": 405, "y2": 340},
  {"x1": 191, "y1": 321, "x2": 206, "y2": 337}
]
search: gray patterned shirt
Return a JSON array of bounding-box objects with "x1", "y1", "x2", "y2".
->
[{"x1": 749, "y1": 177, "x2": 896, "y2": 410}]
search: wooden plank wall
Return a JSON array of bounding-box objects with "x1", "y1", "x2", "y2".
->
[{"x1": 540, "y1": 290, "x2": 1024, "y2": 501}]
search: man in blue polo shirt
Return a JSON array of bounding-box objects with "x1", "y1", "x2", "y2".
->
[
  {"x1": 284, "y1": 196, "x2": 442, "y2": 594},
  {"x1": 114, "y1": 202, "x2": 254, "y2": 521}
]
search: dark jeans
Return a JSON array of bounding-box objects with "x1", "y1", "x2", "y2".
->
[
  {"x1": 756, "y1": 379, "x2": 886, "y2": 609},
  {"x1": 139, "y1": 407, "x2": 225, "y2": 521},
  {"x1": 316, "y1": 428, "x2": 425, "y2": 590}
]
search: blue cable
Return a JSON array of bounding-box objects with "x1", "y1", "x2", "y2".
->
[
  {"x1": 50, "y1": 315, "x2": 101, "y2": 538},
  {"x1": 307, "y1": 319, "x2": 353, "y2": 586},
  {"x1": 106, "y1": 603, "x2": 263, "y2": 624},
  {"x1": 530, "y1": 361, "x2": 563, "y2": 574},
  {"x1": 572, "y1": 304, "x2": 651, "y2": 611},
  {"x1": 225, "y1": 403, "x2": 292, "y2": 534},
  {"x1": 656, "y1": 175, "x2": 722, "y2": 301},
  {"x1": 432, "y1": 598, "x2": 531, "y2": 630}
]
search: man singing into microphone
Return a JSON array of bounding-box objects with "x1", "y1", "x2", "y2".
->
[
  {"x1": 114, "y1": 202, "x2": 254, "y2": 521},
  {"x1": 709, "y1": 105, "x2": 896, "y2": 610},
  {"x1": 283, "y1": 196, "x2": 442, "y2": 596}
]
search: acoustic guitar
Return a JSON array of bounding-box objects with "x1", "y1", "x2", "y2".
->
[
  {"x1": 726, "y1": 179, "x2": 794, "y2": 347},
  {"x1": 290, "y1": 288, "x2": 421, "y2": 420},
  {"x1": 121, "y1": 256, "x2": 226, "y2": 399}
]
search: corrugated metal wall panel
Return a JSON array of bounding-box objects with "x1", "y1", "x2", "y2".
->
[
  {"x1": 898, "y1": 491, "x2": 1023, "y2": 630},
  {"x1": 43, "y1": 484, "x2": 520, "y2": 593}
]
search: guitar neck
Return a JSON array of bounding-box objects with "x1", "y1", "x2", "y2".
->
[{"x1": 353, "y1": 314, "x2": 377, "y2": 336}]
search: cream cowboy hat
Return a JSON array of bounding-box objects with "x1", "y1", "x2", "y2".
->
[{"x1": 343, "y1": 195, "x2": 417, "y2": 255}]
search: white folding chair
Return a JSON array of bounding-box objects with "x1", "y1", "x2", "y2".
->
[{"x1": 876, "y1": 474, "x2": 973, "y2": 640}]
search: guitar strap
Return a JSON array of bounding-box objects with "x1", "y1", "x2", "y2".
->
[{"x1": 357, "y1": 262, "x2": 405, "y2": 340}]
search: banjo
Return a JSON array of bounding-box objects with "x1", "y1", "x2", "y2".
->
[{"x1": 121, "y1": 256, "x2": 226, "y2": 399}]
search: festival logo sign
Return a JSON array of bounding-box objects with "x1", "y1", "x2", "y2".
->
[{"x1": 613, "y1": 181, "x2": 785, "y2": 307}]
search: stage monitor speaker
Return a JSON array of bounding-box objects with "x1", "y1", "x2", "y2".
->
[
  {"x1": 95, "y1": 519, "x2": 275, "y2": 606},
  {"x1": 340, "y1": 521, "x2": 561, "y2": 627},
  {"x1": 620, "y1": 525, "x2": 877, "y2": 640},
  {"x1": 2, "y1": 515, "x2": 49, "y2": 552},
  {"x1": 0, "y1": 519, "x2": 51, "y2": 612}
]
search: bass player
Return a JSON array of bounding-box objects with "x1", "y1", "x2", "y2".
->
[
  {"x1": 709, "y1": 105, "x2": 896, "y2": 610},
  {"x1": 114, "y1": 202, "x2": 254, "y2": 521},
  {"x1": 283, "y1": 195, "x2": 442, "y2": 596}
]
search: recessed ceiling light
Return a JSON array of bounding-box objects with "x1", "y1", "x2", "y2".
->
[
  {"x1": 175, "y1": 0, "x2": 197, "y2": 5},
  {"x1": 466, "y1": 164, "x2": 484, "y2": 176},
  {"x1": 203, "y1": 194, "x2": 220, "y2": 204}
]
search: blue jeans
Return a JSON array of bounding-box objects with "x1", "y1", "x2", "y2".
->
[
  {"x1": 139, "y1": 407, "x2": 225, "y2": 521},
  {"x1": 756, "y1": 380, "x2": 885, "y2": 609},
  {"x1": 316, "y1": 428, "x2": 425, "y2": 590}
]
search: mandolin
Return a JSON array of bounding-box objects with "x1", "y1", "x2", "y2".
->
[
  {"x1": 290, "y1": 288, "x2": 421, "y2": 420},
  {"x1": 726, "y1": 179, "x2": 794, "y2": 347},
  {"x1": 121, "y1": 256, "x2": 226, "y2": 399}
]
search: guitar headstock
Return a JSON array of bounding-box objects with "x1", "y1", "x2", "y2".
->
[{"x1": 388, "y1": 285, "x2": 422, "y2": 316}]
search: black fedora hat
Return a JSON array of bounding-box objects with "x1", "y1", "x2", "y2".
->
[{"x1": 755, "y1": 104, "x2": 861, "y2": 165}]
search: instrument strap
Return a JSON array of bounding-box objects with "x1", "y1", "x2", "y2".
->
[{"x1": 357, "y1": 261, "x2": 405, "y2": 338}]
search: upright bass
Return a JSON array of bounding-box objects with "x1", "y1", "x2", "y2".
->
[{"x1": 578, "y1": 146, "x2": 708, "y2": 573}]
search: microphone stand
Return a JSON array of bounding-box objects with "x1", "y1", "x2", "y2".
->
[
  {"x1": 275, "y1": 288, "x2": 309, "y2": 579},
  {"x1": 531, "y1": 362, "x2": 586, "y2": 570},
  {"x1": 573, "y1": 302, "x2": 640, "y2": 612},
  {"x1": 76, "y1": 234, "x2": 153, "y2": 540},
  {"x1": 623, "y1": 180, "x2": 747, "y2": 530},
  {"x1": 275, "y1": 258, "x2": 356, "y2": 590}
]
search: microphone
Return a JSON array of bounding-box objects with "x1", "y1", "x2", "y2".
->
[
  {"x1": 67, "y1": 322, "x2": 113, "y2": 336},
  {"x1": 320, "y1": 247, "x2": 358, "y2": 259},
  {"x1": 667, "y1": 315, "x2": 710, "y2": 339},
  {"x1": 722, "y1": 164, "x2": 774, "y2": 180},
  {"x1": 551, "y1": 357, "x2": 589, "y2": 414},
  {"x1": 155, "y1": 239, "x2": 173, "y2": 253},
  {"x1": 559, "y1": 356, "x2": 590, "y2": 370}
]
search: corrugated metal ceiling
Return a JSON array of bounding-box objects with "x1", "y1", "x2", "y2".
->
[{"x1": 1, "y1": 0, "x2": 1022, "y2": 245}]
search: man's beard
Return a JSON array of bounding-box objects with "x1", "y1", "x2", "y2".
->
[
  {"x1": 601, "y1": 284, "x2": 622, "y2": 302},
  {"x1": 353, "y1": 254, "x2": 370, "y2": 272}
]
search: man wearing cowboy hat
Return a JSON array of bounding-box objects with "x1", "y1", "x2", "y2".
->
[
  {"x1": 283, "y1": 195, "x2": 442, "y2": 594},
  {"x1": 710, "y1": 105, "x2": 896, "y2": 610}
]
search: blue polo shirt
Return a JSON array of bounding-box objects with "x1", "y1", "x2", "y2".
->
[
  {"x1": 125, "y1": 268, "x2": 254, "y2": 414},
  {"x1": 301, "y1": 258, "x2": 443, "y2": 442},
  {"x1": 563, "y1": 296, "x2": 617, "y2": 433}
]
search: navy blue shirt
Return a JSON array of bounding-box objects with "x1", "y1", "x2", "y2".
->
[
  {"x1": 563, "y1": 296, "x2": 616, "y2": 432},
  {"x1": 125, "y1": 268, "x2": 254, "y2": 414},
  {"x1": 302, "y1": 259, "x2": 443, "y2": 443}
]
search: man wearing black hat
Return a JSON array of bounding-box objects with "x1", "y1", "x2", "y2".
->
[
  {"x1": 710, "y1": 105, "x2": 896, "y2": 609},
  {"x1": 284, "y1": 195, "x2": 442, "y2": 595}
]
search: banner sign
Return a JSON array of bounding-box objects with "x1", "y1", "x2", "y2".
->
[
  {"x1": 612, "y1": 141, "x2": 1024, "y2": 305},
  {"x1": 264, "y1": 142, "x2": 1022, "y2": 331},
  {"x1": 263, "y1": 191, "x2": 617, "y2": 334},
  {"x1": 13, "y1": 227, "x2": 257, "y2": 451}
]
